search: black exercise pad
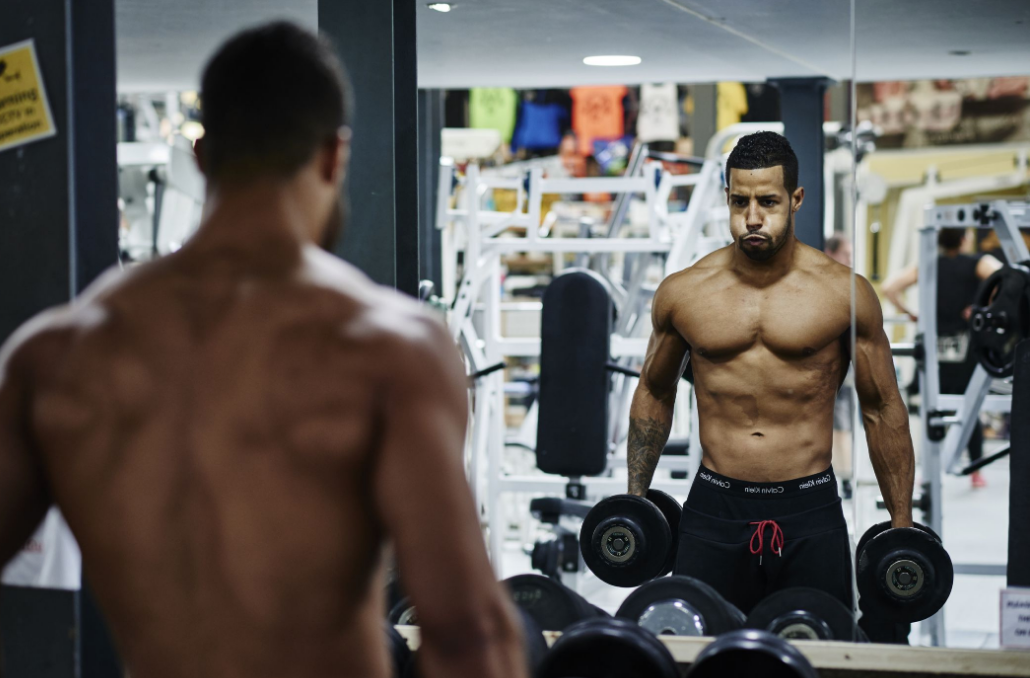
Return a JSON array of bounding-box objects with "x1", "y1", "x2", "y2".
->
[{"x1": 536, "y1": 270, "x2": 612, "y2": 477}]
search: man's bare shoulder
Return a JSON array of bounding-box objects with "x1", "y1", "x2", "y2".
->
[
  {"x1": 299, "y1": 247, "x2": 462, "y2": 383},
  {"x1": 656, "y1": 247, "x2": 731, "y2": 302}
]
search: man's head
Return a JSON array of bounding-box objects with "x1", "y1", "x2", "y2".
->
[
  {"x1": 197, "y1": 22, "x2": 352, "y2": 248},
  {"x1": 825, "y1": 233, "x2": 852, "y2": 267},
  {"x1": 725, "y1": 132, "x2": 803, "y2": 262},
  {"x1": 938, "y1": 228, "x2": 966, "y2": 252}
]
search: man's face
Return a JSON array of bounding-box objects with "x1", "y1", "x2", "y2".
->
[{"x1": 726, "y1": 165, "x2": 801, "y2": 262}]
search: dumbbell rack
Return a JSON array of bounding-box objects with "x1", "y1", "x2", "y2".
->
[
  {"x1": 439, "y1": 154, "x2": 733, "y2": 580},
  {"x1": 883, "y1": 201, "x2": 1030, "y2": 645}
]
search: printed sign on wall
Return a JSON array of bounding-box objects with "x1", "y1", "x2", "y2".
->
[
  {"x1": 0, "y1": 39, "x2": 57, "y2": 154},
  {"x1": 1001, "y1": 587, "x2": 1030, "y2": 649}
]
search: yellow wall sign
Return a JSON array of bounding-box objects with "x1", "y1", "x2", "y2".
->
[{"x1": 0, "y1": 39, "x2": 57, "y2": 154}]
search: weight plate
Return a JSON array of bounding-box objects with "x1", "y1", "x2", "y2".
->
[
  {"x1": 580, "y1": 494, "x2": 671, "y2": 587},
  {"x1": 504, "y1": 573, "x2": 595, "y2": 631},
  {"x1": 388, "y1": 597, "x2": 419, "y2": 626},
  {"x1": 647, "y1": 489, "x2": 682, "y2": 577},
  {"x1": 856, "y1": 520, "x2": 941, "y2": 563},
  {"x1": 617, "y1": 575, "x2": 745, "y2": 637},
  {"x1": 856, "y1": 527, "x2": 953, "y2": 623},
  {"x1": 687, "y1": 629, "x2": 818, "y2": 678},
  {"x1": 537, "y1": 616, "x2": 680, "y2": 678},
  {"x1": 969, "y1": 266, "x2": 1030, "y2": 378},
  {"x1": 515, "y1": 606, "x2": 549, "y2": 676},
  {"x1": 746, "y1": 587, "x2": 861, "y2": 641}
]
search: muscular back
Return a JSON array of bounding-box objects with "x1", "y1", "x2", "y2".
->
[
  {"x1": 4, "y1": 245, "x2": 460, "y2": 678},
  {"x1": 654, "y1": 244, "x2": 851, "y2": 480}
]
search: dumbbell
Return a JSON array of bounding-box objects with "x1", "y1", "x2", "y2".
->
[
  {"x1": 579, "y1": 489, "x2": 682, "y2": 587},
  {"x1": 504, "y1": 573, "x2": 609, "y2": 632},
  {"x1": 686, "y1": 629, "x2": 818, "y2": 678},
  {"x1": 389, "y1": 596, "x2": 549, "y2": 678},
  {"x1": 856, "y1": 521, "x2": 953, "y2": 623},
  {"x1": 537, "y1": 616, "x2": 680, "y2": 678},
  {"x1": 746, "y1": 587, "x2": 865, "y2": 642},
  {"x1": 616, "y1": 575, "x2": 745, "y2": 637}
]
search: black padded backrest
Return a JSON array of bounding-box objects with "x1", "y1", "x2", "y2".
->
[{"x1": 536, "y1": 270, "x2": 612, "y2": 476}]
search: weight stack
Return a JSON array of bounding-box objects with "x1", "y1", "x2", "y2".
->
[{"x1": 1009, "y1": 340, "x2": 1030, "y2": 588}]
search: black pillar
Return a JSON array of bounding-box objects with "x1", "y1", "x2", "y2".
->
[
  {"x1": 418, "y1": 89, "x2": 444, "y2": 294},
  {"x1": 319, "y1": 0, "x2": 420, "y2": 296},
  {"x1": 769, "y1": 77, "x2": 832, "y2": 251},
  {"x1": 1010, "y1": 340, "x2": 1030, "y2": 588},
  {"x1": 0, "y1": 1, "x2": 118, "y2": 677}
]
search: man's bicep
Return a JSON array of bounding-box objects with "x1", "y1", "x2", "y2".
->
[
  {"x1": 853, "y1": 277, "x2": 900, "y2": 409},
  {"x1": 373, "y1": 329, "x2": 494, "y2": 628},
  {"x1": 640, "y1": 285, "x2": 690, "y2": 397},
  {"x1": 0, "y1": 360, "x2": 50, "y2": 567}
]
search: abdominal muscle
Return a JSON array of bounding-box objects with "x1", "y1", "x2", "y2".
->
[{"x1": 692, "y1": 358, "x2": 839, "y2": 482}]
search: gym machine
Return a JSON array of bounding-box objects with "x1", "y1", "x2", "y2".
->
[
  {"x1": 441, "y1": 155, "x2": 732, "y2": 585},
  {"x1": 874, "y1": 200, "x2": 1030, "y2": 645}
]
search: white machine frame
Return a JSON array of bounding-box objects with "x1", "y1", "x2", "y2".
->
[
  {"x1": 893, "y1": 201, "x2": 1030, "y2": 645},
  {"x1": 440, "y1": 154, "x2": 733, "y2": 579}
]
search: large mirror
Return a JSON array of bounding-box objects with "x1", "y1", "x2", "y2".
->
[
  {"x1": 422, "y1": 0, "x2": 876, "y2": 651},
  {"x1": 851, "y1": 0, "x2": 1030, "y2": 650}
]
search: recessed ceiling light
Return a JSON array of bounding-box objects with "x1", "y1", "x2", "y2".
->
[
  {"x1": 583, "y1": 55, "x2": 642, "y2": 67},
  {"x1": 948, "y1": 50, "x2": 971, "y2": 56},
  {"x1": 427, "y1": 3, "x2": 453, "y2": 12}
]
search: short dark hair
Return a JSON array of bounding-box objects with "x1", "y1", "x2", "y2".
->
[
  {"x1": 725, "y1": 131, "x2": 799, "y2": 196},
  {"x1": 200, "y1": 22, "x2": 351, "y2": 183},
  {"x1": 938, "y1": 228, "x2": 966, "y2": 250}
]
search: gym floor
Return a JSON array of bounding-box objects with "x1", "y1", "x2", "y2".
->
[{"x1": 501, "y1": 438, "x2": 1011, "y2": 650}]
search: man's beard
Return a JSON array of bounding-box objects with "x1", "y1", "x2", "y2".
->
[
  {"x1": 739, "y1": 208, "x2": 793, "y2": 262},
  {"x1": 320, "y1": 192, "x2": 346, "y2": 252}
]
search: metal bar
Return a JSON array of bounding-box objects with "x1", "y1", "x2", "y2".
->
[
  {"x1": 994, "y1": 200, "x2": 1030, "y2": 264},
  {"x1": 937, "y1": 394, "x2": 1011, "y2": 411},
  {"x1": 943, "y1": 366, "x2": 994, "y2": 474},
  {"x1": 953, "y1": 563, "x2": 1007, "y2": 576},
  {"x1": 483, "y1": 239, "x2": 671, "y2": 254},
  {"x1": 496, "y1": 336, "x2": 649, "y2": 358},
  {"x1": 605, "y1": 141, "x2": 648, "y2": 238},
  {"x1": 540, "y1": 176, "x2": 650, "y2": 194}
]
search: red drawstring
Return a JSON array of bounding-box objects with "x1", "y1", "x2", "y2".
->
[{"x1": 749, "y1": 520, "x2": 784, "y2": 564}]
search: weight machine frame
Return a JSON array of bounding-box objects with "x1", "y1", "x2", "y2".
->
[
  {"x1": 440, "y1": 154, "x2": 733, "y2": 582},
  {"x1": 901, "y1": 201, "x2": 1030, "y2": 644}
]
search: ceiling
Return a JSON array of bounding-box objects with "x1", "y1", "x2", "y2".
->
[{"x1": 115, "y1": 0, "x2": 1030, "y2": 92}]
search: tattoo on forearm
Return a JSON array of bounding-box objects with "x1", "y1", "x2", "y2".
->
[{"x1": 627, "y1": 417, "x2": 671, "y2": 495}]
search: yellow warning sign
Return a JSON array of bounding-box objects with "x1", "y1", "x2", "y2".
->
[{"x1": 0, "y1": 39, "x2": 57, "y2": 154}]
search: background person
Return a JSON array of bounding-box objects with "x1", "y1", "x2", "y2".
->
[{"x1": 882, "y1": 227, "x2": 1003, "y2": 488}]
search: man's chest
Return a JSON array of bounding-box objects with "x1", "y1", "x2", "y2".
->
[{"x1": 673, "y1": 284, "x2": 851, "y2": 361}]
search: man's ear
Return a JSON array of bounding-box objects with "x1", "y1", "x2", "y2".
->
[
  {"x1": 320, "y1": 128, "x2": 351, "y2": 185},
  {"x1": 193, "y1": 137, "x2": 208, "y2": 176},
  {"x1": 791, "y1": 186, "x2": 805, "y2": 212}
]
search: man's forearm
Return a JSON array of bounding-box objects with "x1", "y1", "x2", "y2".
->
[
  {"x1": 627, "y1": 388, "x2": 674, "y2": 496},
  {"x1": 863, "y1": 397, "x2": 915, "y2": 527}
]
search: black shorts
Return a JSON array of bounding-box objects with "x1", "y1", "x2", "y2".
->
[{"x1": 673, "y1": 464, "x2": 853, "y2": 616}]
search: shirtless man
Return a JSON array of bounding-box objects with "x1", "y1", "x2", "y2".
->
[
  {"x1": 627, "y1": 131, "x2": 914, "y2": 614},
  {"x1": 0, "y1": 22, "x2": 526, "y2": 678}
]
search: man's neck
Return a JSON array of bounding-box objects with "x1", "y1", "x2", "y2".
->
[
  {"x1": 731, "y1": 235, "x2": 799, "y2": 286},
  {"x1": 195, "y1": 180, "x2": 313, "y2": 247}
]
